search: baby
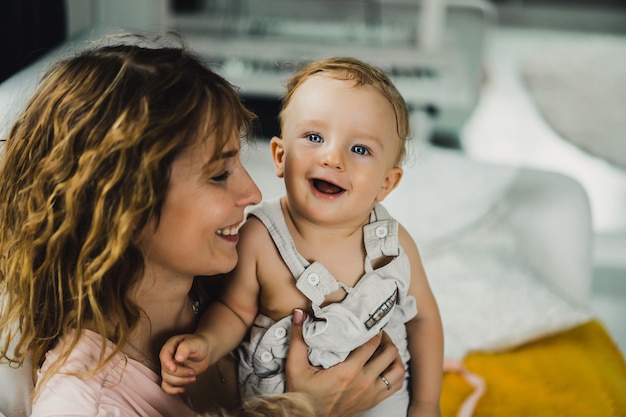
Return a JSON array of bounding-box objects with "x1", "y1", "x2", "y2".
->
[{"x1": 161, "y1": 57, "x2": 444, "y2": 417}]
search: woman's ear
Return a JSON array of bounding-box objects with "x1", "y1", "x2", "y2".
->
[
  {"x1": 270, "y1": 136, "x2": 285, "y2": 178},
  {"x1": 375, "y1": 167, "x2": 403, "y2": 202}
]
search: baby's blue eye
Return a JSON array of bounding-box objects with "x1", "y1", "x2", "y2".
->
[
  {"x1": 307, "y1": 133, "x2": 323, "y2": 143},
  {"x1": 352, "y1": 145, "x2": 369, "y2": 156}
]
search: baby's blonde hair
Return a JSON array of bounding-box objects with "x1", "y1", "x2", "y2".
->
[
  {"x1": 280, "y1": 56, "x2": 411, "y2": 166},
  {"x1": 208, "y1": 393, "x2": 317, "y2": 417},
  {"x1": 0, "y1": 37, "x2": 255, "y2": 392}
]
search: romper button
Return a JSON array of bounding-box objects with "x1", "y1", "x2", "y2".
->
[
  {"x1": 375, "y1": 226, "x2": 388, "y2": 238},
  {"x1": 274, "y1": 327, "x2": 287, "y2": 339},
  {"x1": 260, "y1": 351, "x2": 274, "y2": 363},
  {"x1": 307, "y1": 273, "x2": 320, "y2": 286}
]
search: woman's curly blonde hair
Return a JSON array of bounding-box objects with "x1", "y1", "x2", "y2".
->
[{"x1": 0, "y1": 37, "x2": 255, "y2": 391}]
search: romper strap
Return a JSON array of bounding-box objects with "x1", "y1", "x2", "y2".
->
[
  {"x1": 249, "y1": 200, "x2": 309, "y2": 278},
  {"x1": 363, "y1": 204, "x2": 400, "y2": 263},
  {"x1": 250, "y1": 200, "x2": 345, "y2": 307},
  {"x1": 295, "y1": 262, "x2": 340, "y2": 306}
]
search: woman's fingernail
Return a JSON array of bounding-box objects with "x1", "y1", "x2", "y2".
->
[{"x1": 293, "y1": 308, "x2": 305, "y2": 324}]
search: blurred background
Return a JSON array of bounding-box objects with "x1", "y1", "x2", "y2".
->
[{"x1": 1, "y1": 0, "x2": 624, "y2": 352}]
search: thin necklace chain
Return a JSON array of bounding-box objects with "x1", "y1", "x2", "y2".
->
[
  {"x1": 120, "y1": 297, "x2": 200, "y2": 373},
  {"x1": 125, "y1": 338, "x2": 161, "y2": 372}
]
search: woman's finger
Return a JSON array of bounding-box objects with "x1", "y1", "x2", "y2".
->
[
  {"x1": 285, "y1": 309, "x2": 314, "y2": 389},
  {"x1": 370, "y1": 331, "x2": 405, "y2": 392}
]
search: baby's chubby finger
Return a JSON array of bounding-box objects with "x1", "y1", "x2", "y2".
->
[
  {"x1": 171, "y1": 335, "x2": 208, "y2": 365},
  {"x1": 161, "y1": 375, "x2": 195, "y2": 395},
  {"x1": 159, "y1": 335, "x2": 186, "y2": 373}
]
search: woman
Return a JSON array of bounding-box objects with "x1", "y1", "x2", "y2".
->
[{"x1": 0, "y1": 36, "x2": 403, "y2": 417}]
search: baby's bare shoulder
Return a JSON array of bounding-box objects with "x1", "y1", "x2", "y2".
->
[{"x1": 239, "y1": 217, "x2": 271, "y2": 243}]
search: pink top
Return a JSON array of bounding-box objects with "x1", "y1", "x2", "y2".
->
[{"x1": 31, "y1": 329, "x2": 197, "y2": 417}]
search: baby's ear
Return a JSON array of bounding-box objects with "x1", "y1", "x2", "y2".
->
[
  {"x1": 375, "y1": 167, "x2": 403, "y2": 202},
  {"x1": 270, "y1": 136, "x2": 285, "y2": 178}
]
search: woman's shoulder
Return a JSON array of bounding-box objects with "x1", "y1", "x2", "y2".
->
[
  {"x1": 38, "y1": 329, "x2": 124, "y2": 376},
  {"x1": 33, "y1": 330, "x2": 196, "y2": 417}
]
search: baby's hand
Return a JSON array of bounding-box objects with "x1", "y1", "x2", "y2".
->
[{"x1": 159, "y1": 334, "x2": 211, "y2": 395}]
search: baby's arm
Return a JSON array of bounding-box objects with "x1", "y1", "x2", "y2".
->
[
  {"x1": 160, "y1": 220, "x2": 264, "y2": 394},
  {"x1": 399, "y1": 225, "x2": 444, "y2": 417}
]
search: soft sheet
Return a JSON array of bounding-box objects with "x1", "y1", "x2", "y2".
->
[
  {"x1": 423, "y1": 198, "x2": 592, "y2": 360},
  {"x1": 440, "y1": 320, "x2": 626, "y2": 416}
]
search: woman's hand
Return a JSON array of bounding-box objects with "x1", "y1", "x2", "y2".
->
[{"x1": 285, "y1": 309, "x2": 404, "y2": 417}]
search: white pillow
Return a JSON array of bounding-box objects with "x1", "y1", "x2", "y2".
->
[{"x1": 421, "y1": 200, "x2": 593, "y2": 360}]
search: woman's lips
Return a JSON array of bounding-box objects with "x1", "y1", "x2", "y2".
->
[{"x1": 216, "y1": 220, "x2": 245, "y2": 242}]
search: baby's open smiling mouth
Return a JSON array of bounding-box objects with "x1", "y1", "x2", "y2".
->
[{"x1": 310, "y1": 179, "x2": 345, "y2": 195}]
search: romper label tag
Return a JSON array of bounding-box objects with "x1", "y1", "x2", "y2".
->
[{"x1": 364, "y1": 288, "x2": 398, "y2": 330}]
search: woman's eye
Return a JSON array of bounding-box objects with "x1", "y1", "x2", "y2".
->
[
  {"x1": 306, "y1": 133, "x2": 323, "y2": 143},
  {"x1": 210, "y1": 171, "x2": 231, "y2": 182},
  {"x1": 352, "y1": 145, "x2": 369, "y2": 156}
]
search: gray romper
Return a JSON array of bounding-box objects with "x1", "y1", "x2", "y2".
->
[{"x1": 237, "y1": 199, "x2": 417, "y2": 416}]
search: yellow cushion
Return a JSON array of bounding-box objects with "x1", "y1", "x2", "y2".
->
[{"x1": 441, "y1": 320, "x2": 626, "y2": 416}]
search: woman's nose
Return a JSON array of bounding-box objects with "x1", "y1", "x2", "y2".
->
[{"x1": 238, "y1": 168, "x2": 262, "y2": 207}]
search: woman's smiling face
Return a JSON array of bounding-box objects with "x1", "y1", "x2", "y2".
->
[{"x1": 138, "y1": 133, "x2": 261, "y2": 280}]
